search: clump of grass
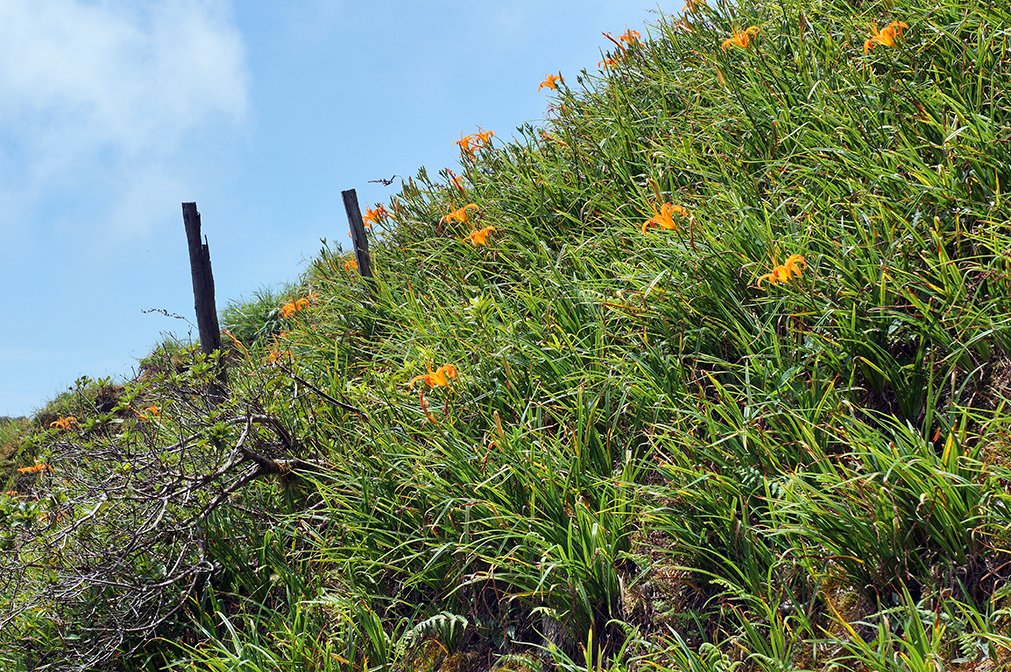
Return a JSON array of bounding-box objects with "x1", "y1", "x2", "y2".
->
[
  {"x1": 220, "y1": 283, "x2": 298, "y2": 348},
  {"x1": 0, "y1": 418, "x2": 28, "y2": 461}
]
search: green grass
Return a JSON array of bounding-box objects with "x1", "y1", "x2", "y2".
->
[
  {"x1": 4, "y1": 0, "x2": 1011, "y2": 669},
  {"x1": 0, "y1": 417, "x2": 29, "y2": 465}
]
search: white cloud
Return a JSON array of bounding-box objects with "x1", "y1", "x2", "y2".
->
[{"x1": 0, "y1": 0, "x2": 248, "y2": 235}]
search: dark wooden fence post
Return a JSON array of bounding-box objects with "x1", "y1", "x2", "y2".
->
[
  {"x1": 341, "y1": 189, "x2": 373, "y2": 280},
  {"x1": 182, "y1": 202, "x2": 227, "y2": 394}
]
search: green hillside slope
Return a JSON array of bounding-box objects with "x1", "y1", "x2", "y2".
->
[{"x1": 4, "y1": 0, "x2": 1011, "y2": 669}]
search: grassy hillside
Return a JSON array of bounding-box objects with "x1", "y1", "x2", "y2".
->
[{"x1": 4, "y1": 0, "x2": 1011, "y2": 669}]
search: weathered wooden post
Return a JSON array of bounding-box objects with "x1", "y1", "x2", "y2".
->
[
  {"x1": 341, "y1": 189, "x2": 373, "y2": 280},
  {"x1": 181, "y1": 202, "x2": 227, "y2": 395}
]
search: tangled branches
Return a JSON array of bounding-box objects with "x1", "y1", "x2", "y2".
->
[{"x1": 0, "y1": 395, "x2": 309, "y2": 670}]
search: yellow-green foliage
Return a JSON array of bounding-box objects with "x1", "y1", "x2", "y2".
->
[{"x1": 0, "y1": 418, "x2": 28, "y2": 463}]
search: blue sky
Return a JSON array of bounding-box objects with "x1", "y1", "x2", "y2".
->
[{"x1": 0, "y1": 1, "x2": 665, "y2": 417}]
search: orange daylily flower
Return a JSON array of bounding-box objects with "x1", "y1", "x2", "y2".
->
[
  {"x1": 757, "y1": 254, "x2": 807, "y2": 288},
  {"x1": 410, "y1": 364, "x2": 459, "y2": 389},
  {"x1": 864, "y1": 21, "x2": 908, "y2": 54},
  {"x1": 463, "y1": 226, "x2": 498, "y2": 246},
  {"x1": 456, "y1": 134, "x2": 477, "y2": 159},
  {"x1": 16, "y1": 463, "x2": 52, "y2": 475},
  {"x1": 446, "y1": 169, "x2": 465, "y2": 191},
  {"x1": 225, "y1": 330, "x2": 251, "y2": 361},
  {"x1": 538, "y1": 73, "x2": 564, "y2": 91},
  {"x1": 49, "y1": 416, "x2": 77, "y2": 430},
  {"x1": 600, "y1": 32, "x2": 628, "y2": 68},
  {"x1": 132, "y1": 405, "x2": 161, "y2": 421},
  {"x1": 441, "y1": 203, "x2": 479, "y2": 225},
  {"x1": 619, "y1": 29, "x2": 642, "y2": 45},
  {"x1": 456, "y1": 130, "x2": 494, "y2": 159},
  {"x1": 223, "y1": 329, "x2": 249, "y2": 358},
  {"x1": 279, "y1": 293, "x2": 314, "y2": 318},
  {"x1": 722, "y1": 26, "x2": 761, "y2": 51},
  {"x1": 363, "y1": 204, "x2": 389, "y2": 228},
  {"x1": 344, "y1": 256, "x2": 359, "y2": 272},
  {"x1": 641, "y1": 202, "x2": 690, "y2": 234},
  {"x1": 599, "y1": 29, "x2": 640, "y2": 68}
]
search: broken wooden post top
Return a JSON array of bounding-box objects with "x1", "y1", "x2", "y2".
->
[
  {"x1": 342, "y1": 189, "x2": 374, "y2": 280},
  {"x1": 181, "y1": 202, "x2": 228, "y2": 401},
  {"x1": 181, "y1": 202, "x2": 223, "y2": 358},
  {"x1": 182, "y1": 203, "x2": 204, "y2": 264}
]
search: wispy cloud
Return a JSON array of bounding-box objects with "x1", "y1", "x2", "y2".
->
[{"x1": 0, "y1": 0, "x2": 249, "y2": 236}]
